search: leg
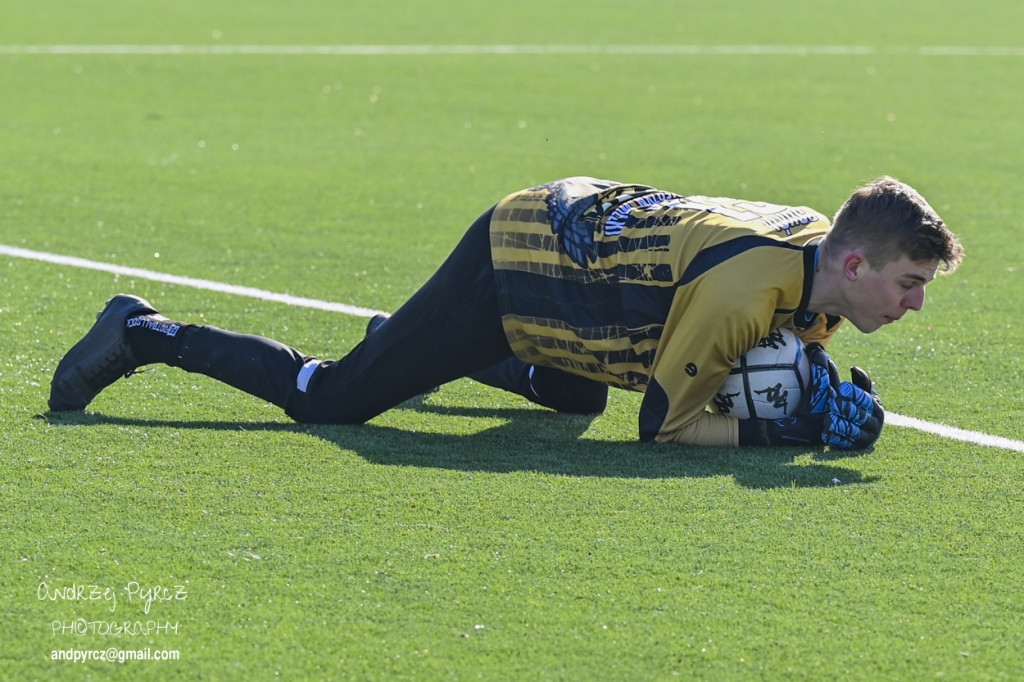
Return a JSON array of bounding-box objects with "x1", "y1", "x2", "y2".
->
[
  {"x1": 52, "y1": 208, "x2": 514, "y2": 423},
  {"x1": 470, "y1": 359, "x2": 609, "y2": 414},
  {"x1": 176, "y1": 209, "x2": 512, "y2": 423}
]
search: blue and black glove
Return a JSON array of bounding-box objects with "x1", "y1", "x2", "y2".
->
[
  {"x1": 824, "y1": 365, "x2": 884, "y2": 449},
  {"x1": 746, "y1": 343, "x2": 884, "y2": 449}
]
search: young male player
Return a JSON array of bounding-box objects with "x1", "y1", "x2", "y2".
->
[{"x1": 49, "y1": 176, "x2": 963, "y2": 448}]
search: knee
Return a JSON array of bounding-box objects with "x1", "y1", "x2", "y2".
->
[
  {"x1": 281, "y1": 357, "x2": 385, "y2": 425},
  {"x1": 531, "y1": 367, "x2": 609, "y2": 414},
  {"x1": 548, "y1": 389, "x2": 608, "y2": 414},
  {"x1": 284, "y1": 398, "x2": 359, "y2": 425}
]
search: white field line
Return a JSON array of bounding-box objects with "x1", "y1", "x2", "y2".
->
[
  {"x1": 0, "y1": 44, "x2": 876, "y2": 56},
  {"x1": 1, "y1": 44, "x2": 1023, "y2": 57},
  {"x1": 885, "y1": 414, "x2": 1024, "y2": 454},
  {"x1": 4, "y1": 243, "x2": 1022, "y2": 452},
  {"x1": 0, "y1": 244, "x2": 384, "y2": 317}
]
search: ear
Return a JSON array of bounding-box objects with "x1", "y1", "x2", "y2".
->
[{"x1": 843, "y1": 251, "x2": 867, "y2": 281}]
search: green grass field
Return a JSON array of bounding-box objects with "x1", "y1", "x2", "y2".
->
[{"x1": 4, "y1": 1, "x2": 1024, "y2": 679}]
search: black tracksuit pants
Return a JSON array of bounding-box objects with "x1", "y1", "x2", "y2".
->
[{"x1": 144, "y1": 208, "x2": 608, "y2": 423}]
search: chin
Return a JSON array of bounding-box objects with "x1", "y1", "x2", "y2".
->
[{"x1": 850, "y1": 318, "x2": 883, "y2": 334}]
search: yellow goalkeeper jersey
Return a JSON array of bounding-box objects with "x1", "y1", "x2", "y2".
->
[{"x1": 488, "y1": 177, "x2": 842, "y2": 446}]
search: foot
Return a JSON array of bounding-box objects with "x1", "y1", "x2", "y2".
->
[{"x1": 49, "y1": 294, "x2": 159, "y2": 411}]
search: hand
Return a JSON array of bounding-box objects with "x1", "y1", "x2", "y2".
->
[
  {"x1": 804, "y1": 343, "x2": 885, "y2": 449},
  {"x1": 823, "y1": 366, "x2": 885, "y2": 450},
  {"x1": 804, "y1": 342, "x2": 840, "y2": 416},
  {"x1": 758, "y1": 345, "x2": 884, "y2": 449}
]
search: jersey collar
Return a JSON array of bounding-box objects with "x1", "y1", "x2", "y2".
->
[{"x1": 793, "y1": 242, "x2": 821, "y2": 330}]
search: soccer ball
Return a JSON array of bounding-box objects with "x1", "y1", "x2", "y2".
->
[{"x1": 712, "y1": 328, "x2": 811, "y2": 421}]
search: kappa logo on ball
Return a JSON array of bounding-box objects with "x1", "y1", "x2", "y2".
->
[{"x1": 712, "y1": 328, "x2": 811, "y2": 421}]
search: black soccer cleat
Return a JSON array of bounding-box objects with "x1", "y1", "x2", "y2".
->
[{"x1": 48, "y1": 294, "x2": 159, "y2": 411}]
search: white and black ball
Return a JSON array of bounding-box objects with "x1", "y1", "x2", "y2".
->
[{"x1": 713, "y1": 328, "x2": 811, "y2": 421}]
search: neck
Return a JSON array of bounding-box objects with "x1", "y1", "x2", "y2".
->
[{"x1": 806, "y1": 245, "x2": 845, "y2": 317}]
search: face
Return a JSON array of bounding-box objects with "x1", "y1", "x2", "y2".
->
[{"x1": 842, "y1": 253, "x2": 940, "y2": 333}]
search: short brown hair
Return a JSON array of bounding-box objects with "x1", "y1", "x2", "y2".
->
[{"x1": 827, "y1": 177, "x2": 963, "y2": 273}]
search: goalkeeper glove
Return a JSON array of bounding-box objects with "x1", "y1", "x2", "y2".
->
[
  {"x1": 823, "y1": 365, "x2": 884, "y2": 450},
  {"x1": 747, "y1": 344, "x2": 884, "y2": 449}
]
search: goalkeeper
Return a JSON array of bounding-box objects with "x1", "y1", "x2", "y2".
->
[{"x1": 49, "y1": 176, "x2": 962, "y2": 448}]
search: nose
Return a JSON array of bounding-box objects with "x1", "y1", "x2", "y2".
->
[{"x1": 903, "y1": 286, "x2": 926, "y2": 312}]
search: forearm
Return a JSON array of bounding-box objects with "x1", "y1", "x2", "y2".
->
[{"x1": 652, "y1": 411, "x2": 740, "y2": 446}]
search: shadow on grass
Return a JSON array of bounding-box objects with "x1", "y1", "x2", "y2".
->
[{"x1": 42, "y1": 403, "x2": 877, "y2": 490}]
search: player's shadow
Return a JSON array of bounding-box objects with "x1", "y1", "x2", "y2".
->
[
  {"x1": 43, "y1": 403, "x2": 876, "y2": 490},
  {"x1": 332, "y1": 404, "x2": 874, "y2": 489}
]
